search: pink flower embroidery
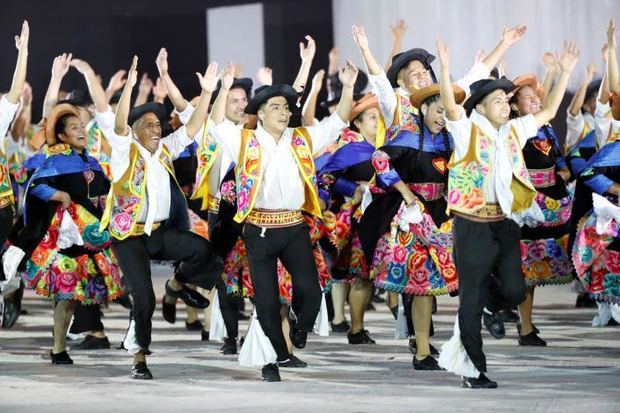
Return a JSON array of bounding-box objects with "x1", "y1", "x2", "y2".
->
[{"x1": 111, "y1": 213, "x2": 132, "y2": 233}]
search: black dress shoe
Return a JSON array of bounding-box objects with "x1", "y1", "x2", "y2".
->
[
  {"x1": 347, "y1": 329, "x2": 376, "y2": 344},
  {"x1": 161, "y1": 296, "x2": 176, "y2": 324},
  {"x1": 461, "y1": 373, "x2": 498, "y2": 389},
  {"x1": 165, "y1": 281, "x2": 210, "y2": 309},
  {"x1": 50, "y1": 350, "x2": 73, "y2": 365},
  {"x1": 185, "y1": 320, "x2": 203, "y2": 331},
  {"x1": 413, "y1": 355, "x2": 444, "y2": 371},
  {"x1": 72, "y1": 335, "x2": 110, "y2": 350},
  {"x1": 287, "y1": 309, "x2": 307, "y2": 349},
  {"x1": 497, "y1": 309, "x2": 520, "y2": 323},
  {"x1": 330, "y1": 321, "x2": 350, "y2": 333},
  {"x1": 201, "y1": 330, "x2": 210, "y2": 341},
  {"x1": 518, "y1": 331, "x2": 547, "y2": 346},
  {"x1": 408, "y1": 339, "x2": 439, "y2": 356},
  {"x1": 261, "y1": 363, "x2": 281, "y2": 382},
  {"x1": 220, "y1": 337, "x2": 237, "y2": 355},
  {"x1": 277, "y1": 354, "x2": 307, "y2": 368},
  {"x1": 516, "y1": 322, "x2": 540, "y2": 335},
  {"x1": 131, "y1": 362, "x2": 153, "y2": 380},
  {"x1": 483, "y1": 312, "x2": 505, "y2": 339}
]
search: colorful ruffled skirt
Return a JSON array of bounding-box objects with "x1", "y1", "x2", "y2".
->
[
  {"x1": 224, "y1": 213, "x2": 334, "y2": 304},
  {"x1": 572, "y1": 212, "x2": 620, "y2": 304},
  {"x1": 520, "y1": 191, "x2": 574, "y2": 286},
  {"x1": 371, "y1": 201, "x2": 458, "y2": 296},
  {"x1": 23, "y1": 203, "x2": 123, "y2": 304},
  {"x1": 331, "y1": 199, "x2": 369, "y2": 282}
]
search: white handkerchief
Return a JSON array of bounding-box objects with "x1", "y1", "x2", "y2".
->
[
  {"x1": 57, "y1": 210, "x2": 84, "y2": 249},
  {"x1": 592, "y1": 193, "x2": 620, "y2": 235}
]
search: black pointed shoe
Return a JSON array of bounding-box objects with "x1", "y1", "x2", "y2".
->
[
  {"x1": 185, "y1": 320, "x2": 204, "y2": 331},
  {"x1": 161, "y1": 296, "x2": 176, "y2": 324},
  {"x1": 412, "y1": 355, "x2": 444, "y2": 371},
  {"x1": 131, "y1": 362, "x2": 153, "y2": 380},
  {"x1": 330, "y1": 320, "x2": 350, "y2": 333},
  {"x1": 220, "y1": 337, "x2": 237, "y2": 355},
  {"x1": 347, "y1": 329, "x2": 376, "y2": 345},
  {"x1": 518, "y1": 331, "x2": 547, "y2": 346},
  {"x1": 164, "y1": 281, "x2": 210, "y2": 309},
  {"x1": 497, "y1": 309, "x2": 520, "y2": 323},
  {"x1": 461, "y1": 373, "x2": 498, "y2": 389},
  {"x1": 287, "y1": 308, "x2": 307, "y2": 349},
  {"x1": 483, "y1": 311, "x2": 505, "y2": 339},
  {"x1": 72, "y1": 335, "x2": 110, "y2": 350},
  {"x1": 261, "y1": 363, "x2": 281, "y2": 382},
  {"x1": 50, "y1": 350, "x2": 73, "y2": 365},
  {"x1": 277, "y1": 354, "x2": 307, "y2": 368},
  {"x1": 409, "y1": 339, "x2": 439, "y2": 356},
  {"x1": 517, "y1": 322, "x2": 540, "y2": 335}
]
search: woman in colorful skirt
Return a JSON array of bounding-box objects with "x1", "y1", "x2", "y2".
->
[
  {"x1": 4, "y1": 104, "x2": 122, "y2": 364},
  {"x1": 358, "y1": 84, "x2": 461, "y2": 370},
  {"x1": 318, "y1": 93, "x2": 383, "y2": 344},
  {"x1": 509, "y1": 75, "x2": 574, "y2": 346}
]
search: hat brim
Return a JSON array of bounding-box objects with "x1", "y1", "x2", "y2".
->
[
  {"x1": 45, "y1": 103, "x2": 81, "y2": 147},
  {"x1": 410, "y1": 84, "x2": 465, "y2": 110},
  {"x1": 387, "y1": 48, "x2": 436, "y2": 88},
  {"x1": 464, "y1": 78, "x2": 515, "y2": 114},
  {"x1": 349, "y1": 93, "x2": 379, "y2": 122},
  {"x1": 244, "y1": 85, "x2": 298, "y2": 115},
  {"x1": 128, "y1": 102, "x2": 167, "y2": 127}
]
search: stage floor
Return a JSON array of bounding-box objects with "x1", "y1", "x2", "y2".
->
[{"x1": 1, "y1": 263, "x2": 618, "y2": 412}]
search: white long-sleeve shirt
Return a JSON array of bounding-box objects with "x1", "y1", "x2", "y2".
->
[
  {"x1": 0, "y1": 96, "x2": 20, "y2": 154},
  {"x1": 565, "y1": 109, "x2": 595, "y2": 150},
  {"x1": 594, "y1": 100, "x2": 620, "y2": 148},
  {"x1": 209, "y1": 112, "x2": 346, "y2": 211}
]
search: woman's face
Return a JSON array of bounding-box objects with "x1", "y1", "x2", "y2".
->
[
  {"x1": 353, "y1": 107, "x2": 380, "y2": 140},
  {"x1": 512, "y1": 85, "x2": 541, "y2": 116},
  {"x1": 422, "y1": 100, "x2": 446, "y2": 134},
  {"x1": 58, "y1": 115, "x2": 87, "y2": 151}
]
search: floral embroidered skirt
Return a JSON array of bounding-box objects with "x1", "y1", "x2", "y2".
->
[
  {"x1": 572, "y1": 212, "x2": 620, "y2": 304},
  {"x1": 23, "y1": 203, "x2": 123, "y2": 304},
  {"x1": 188, "y1": 208, "x2": 210, "y2": 240},
  {"x1": 520, "y1": 192, "x2": 574, "y2": 287},
  {"x1": 224, "y1": 213, "x2": 334, "y2": 304},
  {"x1": 330, "y1": 200, "x2": 369, "y2": 283},
  {"x1": 371, "y1": 202, "x2": 458, "y2": 296}
]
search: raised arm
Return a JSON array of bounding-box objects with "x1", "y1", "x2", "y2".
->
[
  {"x1": 70, "y1": 59, "x2": 108, "y2": 113},
  {"x1": 335, "y1": 61, "x2": 358, "y2": 122},
  {"x1": 185, "y1": 62, "x2": 219, "y2": 139},
  {"x1": 480, "y1": 25, "x2": 527, "y2": 72},
  {"x1": 6, "y1": 21, "x2": 29, "y2": 104},
  {"x1": 383, "y1": 19, "x2": 407, "y2": 72},
  {"x1": 42, "y1": 53, "x2": 72, "y2": 120},
  {"x1": 534, "y1": 42, "x2": 580, "y2": 128},
  {"x1": 11, "y1": 83, "x2": 32, "y2": 141},
  {"x1": 133, "y1": 73, "x2": 153, "y2": 107},
  {"x1": 256, "y1": 67, "x2": 273, "y2": 87},
  {"x1": 155, "y1": 48, "x2": 186, "y2": 110},
  {"x1": 292, "y1": 35, "x2": 316, "y2": 95},
  {"x1": 209, "y1": 64, "x2": 234, "y2": 125},
  {"x1": 568, "y1": 65, "x2": 597, "y2": 116},
  {"x1": 115, "y1": 56, "x2": 138, "y2": 136},
  {"x1": 437, "y1": 38, "x2": 460, "y2": 121},
  {"x1": 540, "y1": 52, "x2": 559, "y2": 103},
  {"x1": 105, "y1": 70, "x2": 126, "y2": 103},
  {"x1": 607, "y1": 18, "x2": 619, "y2": 94},
  {"x1": 352, "y1": 25, "x2": 382, "y2": 76},
  {"x1": 302, "y1": 69, "x2": 325, "y2": 126}
]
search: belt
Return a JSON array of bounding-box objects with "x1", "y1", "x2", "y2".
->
[
  {"x1": 453, "y1": 203, "x2": 505, "y2": 222},
  {"x1": 370, "y1": 182, "x2": 445, "y2": 201},
  {"x1": 208, "y1": 195, "x2": 220, "y2": 214},
  {"x1": 132, "y1": 221, "x2": 162, "y2": 236},
  {"x1": 528, "y1": 166, "x2": 556, "y2": 188},
  {"x1": 247, "y1": 208, "x2": 304, "y2": 228}
]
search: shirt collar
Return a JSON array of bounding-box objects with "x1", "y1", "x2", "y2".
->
[
  {"x1": 133, "y1": 137, "x2": 163, "y2": 161},
  {"x1": 471, "y1": 109, "x2": 510, "y2": 140}
]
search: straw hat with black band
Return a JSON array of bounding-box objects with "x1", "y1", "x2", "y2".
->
[{"x1": 44, "y1": 103, "x2": 80, "y2": 147}]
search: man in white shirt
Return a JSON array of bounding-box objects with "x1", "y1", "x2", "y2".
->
[
  {"x1": 208, "y1": 61, "x2": 358, "y2": 381},
  {"x1": 104, "y1": 56, "x2": 222, "y2": 380},
  {"x1": 565, "y1": 66, "x2": 600, "y2": 151},
  {"x1": 436, "y1": 39, "x2": 579, "y2": 389}
]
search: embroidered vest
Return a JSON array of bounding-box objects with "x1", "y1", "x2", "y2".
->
[
  {"x1": 99, "y1": 144, "x2": 181, "y2": 240},
  {"x1": 385, "y1": 92, "x2": 418, "y2": 142},
  {"x1": 447, "y1": 125, "x2": 536, "y2": 216},
  {"x1": 190, "y1": 124, "x2": 219, "y2": 210},
  {"x1": 0, "y1": 147, "x2": 14, "y2": 207},
  {"x1": 234, "y1": 127, "x2": 322, "y2": 223}
]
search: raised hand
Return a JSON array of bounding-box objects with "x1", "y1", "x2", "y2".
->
[
  {"x1": 390, "y1": 19, "x2": 407, "y2": 39},
  {"x1": 475, "y1": 49, "x2": 487, "y2": 64},
  {"x1": 14, "y1": 20, "x2": 29, "y2": 53},
  {"x1": 559, "y1": 41, "x2": 580, "y2": 73},
  {"x1": 256, "y1": 67, "x2": 273, "y2": 86},
  {"x1": 501, "y1": 25, "x2": 527, "y2": 46},
  {"x1": 602, "y1": 43, "x2": 609, "y2": 63},
  {"x1": 127, "y1": 56, "x2": 139, "y2": 88},
  {"x1": 107, "y1": 70, "x2": 127, "y2": 92},
  {"x1": 311, "y1": 69, "x2": 325, "y2": 92},
  {"x1": 299, "y1": 35, "x2": 316, "y2": 63},
  {"x1": 436, "y1": 37, "x2": 450, "y2": 67},
  {"x1": 70, "y1": 58, "x2": 94, "y2": 75},
  {"x1": 351, "y1": 25, "x2": 369, "y2": 51},
  {"x1": 586, "y1": 64, "x2": 598, "y2": 80},
  {"x1": 220, "y1": 63, "x2": 235, "y2": 90},
  {"x1": 155, "y1": 47, "x2": 169, "y2": 76},
  {"x1": 607, "y1": 18, "x2": 616, "y2": 48},
  {"x1": 138, "y1": 73, "x2": 153, "y2": 95},
  {"x1": 328, "y1": 47, "x2": 340, "y2": 66},
  {"x1": 197, "y1": 62, "x2": 219, "y2": 93},
  {"x1": 339, "y1": 60, "x2": 359, "y2": 88},
  {"x1": 542, "y1": 52, "x2": 556, "y2": 68},
  {"x1": 52, "y1": 53, "x2": 73, "y2": 78},
  {"x1": 21, "y1": 82, "x2": 32, "y2": 106},
  {"x1": 152, "y1": 77, "x2": 168, "y2": 100}
]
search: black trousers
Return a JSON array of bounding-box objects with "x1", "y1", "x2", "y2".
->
[
  {"x1": 112, "y1": 225, "x2": 220, "y2": 351},
  {"x1": 0, "y1": 205, "x2": 14, "y2": 281},
  {"x1": 452, "y1": 217, "x2": 526, "y2": 373},
  {"x1": 70, "y1": 303, "x2": 104, "y2": 333},
  {"x1": 243, "y1": 222, "x2": 321, "y2": 361}
]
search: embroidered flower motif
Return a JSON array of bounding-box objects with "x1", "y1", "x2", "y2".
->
[{"x1": 111, "y1": 212, "x2": 132, "y2": 234}]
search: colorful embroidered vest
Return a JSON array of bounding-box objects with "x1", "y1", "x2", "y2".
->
[
  {"x1": 190, "y1": 123, "x2": 219, "y2": 210},
  {"x1": 86, "y1": 121, "x2": 112, "y2": 178},
  {"x1": 99, "y1": 143, "x2": 181, "y2": 240},
  {"x1": 385, "y1": 92, "x2": 418, "y2": 142},
  {"x1": 447, "y1": 125, "x2": 536, "y2": 216},
  {"x1": 0, "y1": 147, "x2": 14, "y2": 208},
  {"x1": 234, "y1": 127, "x2": 322, "y2": 223}
]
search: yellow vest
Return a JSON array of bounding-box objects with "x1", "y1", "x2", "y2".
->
[{"x1": 0, "y1": 147, "x2": 14, "y2": 208}]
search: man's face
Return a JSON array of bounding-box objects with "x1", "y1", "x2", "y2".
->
[
  {"x1": 225, "y1": 87, "x2": 249, "y2": 124},
  {"x1": 477, "y1": 89, "x2": 511, "y2": 127},
  {"x1": 397, "y1": 60, "x2": 433, "y2": 92},
  {"x1": 258, "y1": 96, "x2": 291, "y2": 136},
  {"x1": 134, "y1": 112, "x2": 162, "y2": 153}
]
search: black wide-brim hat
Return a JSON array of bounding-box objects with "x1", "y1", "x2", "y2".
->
[
  {"x1": 128, "y1": 102, "x2": 167, "y2": 126},
  {"x1": 386, "y1": 48, "x2": 436, "y2": 87},
  {"x1": 320, "y1": 70, "x2": 369, "y2": 108},
  {"x1": 244, "y1": 84, "x2": 298, "y2": 115},
  {"x1": 210, "y1": 77, "x2": 254, "y2": 104},
  {"x1": 57, "y1": 89, "x2": 93, "y2": 107},
  {"x1": 463, "y1": 77, "x2": 515, "y2": 115}
]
